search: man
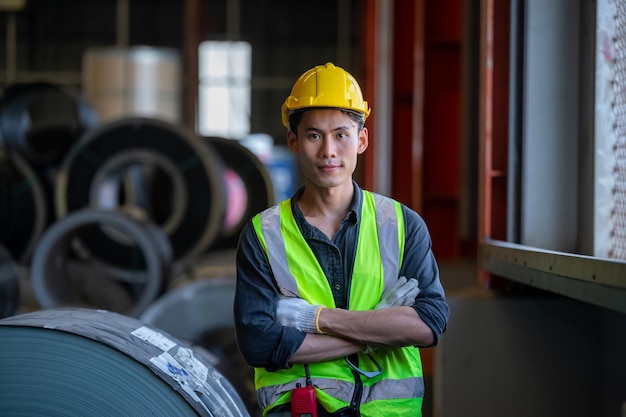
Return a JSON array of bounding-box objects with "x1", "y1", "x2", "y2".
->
[{"x1": 234, "y1": 62, "x2": 449, "y2": 417}]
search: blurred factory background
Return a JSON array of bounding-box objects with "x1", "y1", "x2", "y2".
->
[{"x1": 0, "y1": 0, "x2": 625, "y2": 416}]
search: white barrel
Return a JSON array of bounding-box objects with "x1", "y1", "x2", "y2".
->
[{"x1": 82, "y1": 46, "x2": 182, "y2": 124}]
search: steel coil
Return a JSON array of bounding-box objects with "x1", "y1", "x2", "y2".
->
[
  {"x1": 140, "y1": 277, "x2": 236, "y2": 343},
  {"x1": 30, "y1": 208, "x2": 172, "y2": 317},
  {"x1": 56, "y1": 117, "x2": 226, "y2": 267},
  {"x1": 0, "y1": 81, "x2": 98, "y2": 166},
  {"x1": 0, "y1": 243, "x2": 19, "y2": 319},
  {"x1": 0, "y1": 148, "x2": 48, "y2": 263},
  {"x1": 204, "y1": 136, "x2": 274, "y2": 250},
  {"x1": 0, "y1": 307, "x2": 250, "y2": 417},
  {"x1": 140, "y1": 277, "x2": 259, "y2": 416}
]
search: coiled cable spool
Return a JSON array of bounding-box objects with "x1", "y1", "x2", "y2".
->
[
  {"x1": 56, "y1": 117, "x2": 225, "y2": 269},
  {"x1": 0, "y1": 307, "x2": 250, "y2": 417},
  {"x1": 30, "y1": 208, "x2": 172, "y2": 317}
]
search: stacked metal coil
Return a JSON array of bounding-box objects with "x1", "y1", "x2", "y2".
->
[
  {"x1": 0, "y1": 81, "x2": 276, "y2": 331},
  {"x1": 0, "y1": 243, "x2": 20, "y2": 319},
  {"x1": 203, "y1": 136, "x2": 274, "y2": 250},
  {"x1": 0, "y1": 148, "x2": 48, "y2": 263},
  {"x1": 0, "y1": 81, "x2": 98, "y2": 166},
  {"x1": 0, "y1": 80, "x2": 276, "y2": 417},
  {"x1": 30, "y1": 208, "x2": 172, "y2": 318},
  {"x1": 55, "y1": 117, "x2": 226, "y2": 268},
  {"x1": 0, "y1": 82, "x2": 99, "y2": 263}
]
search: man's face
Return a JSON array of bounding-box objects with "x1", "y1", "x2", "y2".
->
[{"x1": 287, "y1": 109, "x2": 368, "y2": 190}]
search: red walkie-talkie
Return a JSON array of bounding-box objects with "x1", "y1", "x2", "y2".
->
[{"x1": 291, "y1": 364, "x2": 318, "y2": 417}]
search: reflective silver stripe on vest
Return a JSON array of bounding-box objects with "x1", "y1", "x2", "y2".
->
[
  {"x1": 257, "y1": 377, "x2": 355, "y2": 411},
  {"x1": 371, "y1": 192, "x2": 401, "y2": 292},
  {"x1": 256, "y1": 374, "x2": 423, "y2": 411},
  {"x1": 260, "y1": 193, "x2": 401, "y2": 297},
  {"x1": 259, "y1": 204, "x2": 300, "y2": 297},
  {"x1": 361, "y1": 376, "x2": 424, "y2": 403}
]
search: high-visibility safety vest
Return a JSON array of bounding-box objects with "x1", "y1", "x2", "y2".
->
[{"x1": 251, "y1": 190, "x2": 424, "y2": 417}]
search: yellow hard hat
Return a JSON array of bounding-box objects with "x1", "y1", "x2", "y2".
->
[{"x1": 281, "y1": 62, "x2": 371, "y2": 127}]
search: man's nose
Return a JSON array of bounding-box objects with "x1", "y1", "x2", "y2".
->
[{"x1": 320, "y1": 137, "x2": 336, "y2": 158}]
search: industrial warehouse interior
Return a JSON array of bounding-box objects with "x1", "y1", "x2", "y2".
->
[{"x1": 0, "y1": 1, "x2": 625, "y2": 416}]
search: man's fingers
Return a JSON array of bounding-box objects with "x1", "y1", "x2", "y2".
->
[
  {"x1": 389, "y1": 278, "x2": 420, "y2": 306},
  {"x1": 398, "y1": 283, "x2": 421, "y2": 305}
]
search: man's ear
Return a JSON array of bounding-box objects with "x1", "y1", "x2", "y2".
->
[
  {"x1": 287, "y1": 129, "x2": 298, "y2": 153},
  {"x1": 357, "y1": 126, "x2": 369, "y2": 154}
]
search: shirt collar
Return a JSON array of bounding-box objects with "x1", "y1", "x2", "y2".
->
[
  {"x1": 290, "y1": 180, "x2": 362, "y2": 232},
  {"x1": 349, "y1": 180, "x2": 362, "y2": 224}
]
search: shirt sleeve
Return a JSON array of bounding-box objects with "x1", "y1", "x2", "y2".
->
[
  {"x1": 233, "y1": 220, "x2": 306, "y2": 371},
  {"x1": 400, "y1": 205, "x2": 451, "y2": 347}
]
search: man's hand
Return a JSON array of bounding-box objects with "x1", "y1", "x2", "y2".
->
[
  {"x1": 276, "y1": 297, "x2": 323, "y2": 333},
  {"x1": 375, "y1": 276, "x2": 420, "y2": 309}
]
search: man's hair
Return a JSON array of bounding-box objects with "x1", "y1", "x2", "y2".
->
[{"x1": 288, "y1": 108, "x2": 365, "y2": 133}]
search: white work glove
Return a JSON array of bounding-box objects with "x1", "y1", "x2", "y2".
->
[
  {"x1": 276, "y1": 297, "x2": 324, "y2": 334},
  {"x1": 364, "y1": 277, "x2": 419, "y2": 354},
  {"x1": 375, "y1": 276, "x2": 420, "y2": 309}
]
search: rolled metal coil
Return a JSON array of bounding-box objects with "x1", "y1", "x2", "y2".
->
[
  {"x1": 0, "y1": 148, "x2": 48, "y2": 263},
  {"x1": 140, "y1": 277, "x2": 236, "y2": 343},
  {"x1": 55, "y1": 117, "x2": 226, "y2": 268},
  {"x1": 140, "y1": 277, "x2": 259, "y2": 416},
  {"x1": 30, "y1": 208, "x2": 172, "y2": 317},
  {"x1": 203, "y1": 136, "x2": 274, "y2": 250},
  {"x1": 0, "y1": 243, "x2": 20, "y2": 319},
  {"x1": 0, "y1": 307, "x2": 250, "y2": 417},
  {"x1": 0, "y1": 81, "x2": 98, "y2": 166}
]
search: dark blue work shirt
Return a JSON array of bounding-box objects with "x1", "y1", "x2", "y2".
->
[{"x1": 234, "y1": 182, "x2": 450, "y2": 371}]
